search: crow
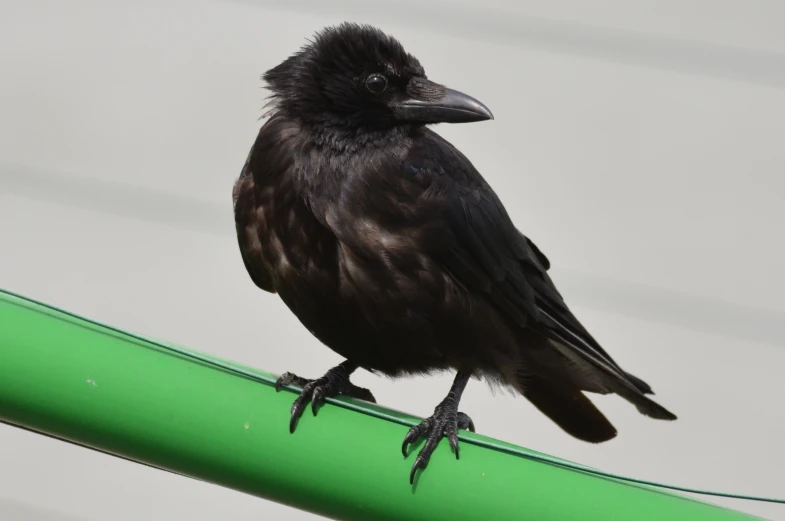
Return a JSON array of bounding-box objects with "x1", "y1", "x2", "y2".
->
[{"x1": 233, "y1": 22, "x2": 676, "y2": 483}]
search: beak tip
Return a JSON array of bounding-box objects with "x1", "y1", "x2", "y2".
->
[
  {"x1": 393, "y1": 82, "x2": 496, "y2": 124},
  {"x1": 478, "y1": 101, "x2": 494, "y2": 121},
  {"x1": 475, "y1": 106, "x2": 493, "y2": 122}
]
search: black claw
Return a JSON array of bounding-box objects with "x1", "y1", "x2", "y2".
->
[
  {"x1": 409, "y1": 454, "x2": 428, "y2": 485},
  {"x1": 401, "y1": 422, "x2": 427, "y2": 456},
  {"x1": 402, "y1": 401, "x2": 476, "y2": 483},
  {"x1": 277, "y1": 363, "x2": 374, "y2": 434},
  {"x1": 289, "y1": 398, "x2": 304, "y2": 433},
  {"x1": 353, "y1": 387, "x2": 378, "y2": 404},
  {"x1": 276, "y1": 372, "x2": 312, "y2": 392},
  {"x1": 274, "y1": 373, "x2": 290, "y2": 392},
  {"x1": 448, "y1": 432, "x2": 459, "y2": 459},
  {"x1": 402, "y1": 433, "x2": 413, "y2": 456},
  {"x1": 311, "y1": 386, "x2": 325, "y2": 415},
  {"x1": 457, "y1": 412, "x2": 475, "y2": 432},
  {"x1": 409, "y1": 457, "x2": 420, "y2": 485}
]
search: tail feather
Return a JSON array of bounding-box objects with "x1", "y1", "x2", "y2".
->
[
  {"x1": 519, "y1": 376, "x2": 618, "y2": 443},
  {"x1": 623, "y1": 371, "x2": 654, "y2": 395},
  {"x1": 614, "y1": 384, "x2": 678, "y2": 420},
  {"x1": 536, "y1": 303, "x2": 678, "y2": 421},
  {"x1": 545, "y1": 337, "x2": 677, "y2": 421}
]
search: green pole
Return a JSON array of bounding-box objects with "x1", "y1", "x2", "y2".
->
[{"x1": 0, "y1": 289, "x2": 759, "y2": 521}]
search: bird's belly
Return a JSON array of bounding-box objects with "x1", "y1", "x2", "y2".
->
[
  {"x1": 270, "y1": 240, "x2": 506, "y2": 376},
  {"x1": 272, "y1": 262, "x2": 449, "y2": 375}
]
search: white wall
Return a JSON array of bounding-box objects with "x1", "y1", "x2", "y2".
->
[{"x1": 1, "y1": 0, "x2": 784, "y2": 519}]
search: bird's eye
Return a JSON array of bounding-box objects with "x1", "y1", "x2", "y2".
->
[{"x1": 365, "y1": 74, "x2": 388, "y2": 94}]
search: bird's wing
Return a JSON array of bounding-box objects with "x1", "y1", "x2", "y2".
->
[
  {"x1": 231, "y1": 120, "x2": 298, "y2": 295},
  {"x1": 233, "y1": 156, "x2": 276, "y2": 293},
  {"x1": 406, "y1": 130, "x2": 645, "y2": 392}
]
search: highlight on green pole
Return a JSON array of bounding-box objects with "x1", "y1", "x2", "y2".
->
[{"x1": 0, "y1": 288, "x2": 766, "y2": 520}]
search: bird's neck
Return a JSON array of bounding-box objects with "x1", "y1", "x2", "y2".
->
[{"x1": 297, "y1": 117, "x2": 417, "y2": 156}]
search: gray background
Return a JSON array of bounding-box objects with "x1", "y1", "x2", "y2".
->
[{"x1": 1, "y1": 0, "x2": 784, "y2": 519}]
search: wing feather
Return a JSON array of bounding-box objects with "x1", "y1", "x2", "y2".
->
[{"x1": 409, "y1": 130, "x2": 650, "y2": 395}]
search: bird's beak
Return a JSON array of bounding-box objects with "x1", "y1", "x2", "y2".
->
[{"x1": 392, "y1": 78, "x2": 494, "y2": 124}]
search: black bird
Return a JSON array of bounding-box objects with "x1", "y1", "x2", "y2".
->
[{"x1": 233, "y1": 23, "x2": 676, "y2": 483}]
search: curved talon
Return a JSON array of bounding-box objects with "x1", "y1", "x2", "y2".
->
[
  {"x1": 401, "y1": 422, "x2": 428, "y2": 456},
  {"x1": 352, "y1": 387, "x2": 378, "y2": 404},
  {"x1": 277, "y1": 364, "x2": 374, "y2": 434},
  {"x1": 403, "y1": 407, "x2": 476, "y2": 483},
  {"x1": 446, "y1": 424, "x2": 459, "y2": 459},
  {"x1": 289, "y1": 396, "x2": 306, "y2": 433},
  {"x1": 409, "y1": 454, "x2": 427, "y2": 484},
  {"x1": 401, "y1": 434, "x2": 412, "y2": 457},
  {"x1": 457, "y1": 412, "x2": 475, "y2": 432},
  {"x1": 409, "y1": 432, "x2": 441, "y2": 483},
  {"x1": 311, "y1": 385, "x2": 326, "y2": 415},
  {"x1": 274, "y1": 373, "x2": 291, "y2": 392},
  {"x1": 276, "y1": 372, "x2": 311, "y2": 393}
]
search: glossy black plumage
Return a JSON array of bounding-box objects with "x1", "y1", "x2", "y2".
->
[{"x1": 233, "y1": 23, "x2": 676, "y2": 482}]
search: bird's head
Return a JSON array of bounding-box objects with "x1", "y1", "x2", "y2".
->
[{"x1": 262, "y1": 23, "x2": 493, "y2": 131}]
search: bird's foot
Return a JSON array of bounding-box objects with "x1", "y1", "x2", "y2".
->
[
  {"x1": 402, "y1": 396, "x2": 475, "y2": 484},
  {"x1": 274, "y1": 361, "x2": 376, "y2": 433}
]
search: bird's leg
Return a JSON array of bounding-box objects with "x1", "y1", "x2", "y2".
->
[
  {"x1": 274, "y1": 360, "x2": 376, "y2": 433},
  {"x1": 402, "y1": 370, "x2": 475, "y2": 484}
]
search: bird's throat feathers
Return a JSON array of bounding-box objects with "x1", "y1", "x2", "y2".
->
[{"x1": 263, "y1": 110, "x2": 417, "y2": 157}]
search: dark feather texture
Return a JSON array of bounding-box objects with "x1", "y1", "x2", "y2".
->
[{"x1": 233, "y1": 23, "x2": 676, "y2": 447}]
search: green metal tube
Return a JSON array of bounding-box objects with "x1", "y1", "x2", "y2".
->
[{"x1": 0, "y1": 289, "x2": 757, "y2": 521}]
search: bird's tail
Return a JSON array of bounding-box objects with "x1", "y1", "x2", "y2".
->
[
  {"x1": 552, "y1": 349, "x2": 678, "y2": 422},
  {"x1": 517, "y1": 375, "x2": 618, "y2": 443},
  {"x1": 623, "y1": 370, "x2": 653, "y2": 394},
  {"x1": 544, "y1": 332, "x2": 678, "y2": 423},
  {"x1": 608, "y1": 368, "x2": 677, "y2": 420},
  {"x1": 612, "y1": 382, "x2": 678, "y2": 420}
]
